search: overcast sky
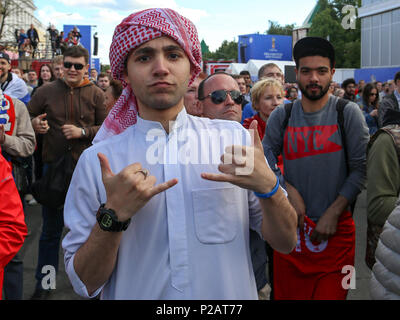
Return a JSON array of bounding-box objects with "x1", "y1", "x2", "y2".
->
[{"x1": 35, "y1": 0, "x2": 318, "y2": 65}]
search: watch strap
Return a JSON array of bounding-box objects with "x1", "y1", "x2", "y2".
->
[{"x1": 96, "y1": 204, "x2": 131, "y2": 232}]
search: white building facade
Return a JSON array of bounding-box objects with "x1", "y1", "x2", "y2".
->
[
  {"x1": 359, "y1": 0, "x2": 400, "y2": 68},
  {"x1": 0, "y1": 0, "x2": 50, "y2": 57}
]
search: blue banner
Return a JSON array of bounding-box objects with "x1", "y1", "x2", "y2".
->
[
  {"x1": 91, "y1": 58, "x2": 100, "y2": 73},
  {"x1": 238, "y1": 34, "x2": 293, "y2": 63},
  {"x1": 63, "y1": 25, "x2": 96, "y2": 71}
]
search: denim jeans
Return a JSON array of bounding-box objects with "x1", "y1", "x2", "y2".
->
[
  {"x1": 34, "y1": 204, "x2": 64, "y2": 289},
  {"x1": 34, "y1": 164, "x2": 64, "y2": 290}
]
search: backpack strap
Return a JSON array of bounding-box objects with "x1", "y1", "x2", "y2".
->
[
  {"x1": 336, "y1": 98, "x2": 350, "y2": 174},
  {"x1": 280, "y1": 102, "x2": 294, "y2": 157},
  {"x1": 282, "y1": 102, "x2": 294, "y2": 132}
]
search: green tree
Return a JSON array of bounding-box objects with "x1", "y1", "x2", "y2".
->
[
  {"x1": 203, "y1": 40, "x2": 237, "y2": 61},
  {"x1": 308, "y1": 0, "x2": 361, "y2": 68},
  {"x1": 266, "y1": 20, "x2": 295, "y2": 36}
]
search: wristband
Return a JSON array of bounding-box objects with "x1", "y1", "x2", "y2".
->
[{"x1": 254, "y1": 177, "x2": 280, "y2": 199}]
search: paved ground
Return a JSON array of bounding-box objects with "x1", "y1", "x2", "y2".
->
[{"x1": 16, "y1": 189, "x2": 371, "y2": 300}]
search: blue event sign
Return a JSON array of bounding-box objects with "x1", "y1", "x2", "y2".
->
[
  {"x1": 238, "y1": 34, "x2": 293, "y2": 63},
  {"x1": 63, "y1": 25, "x2": 97, "y2": 71}
]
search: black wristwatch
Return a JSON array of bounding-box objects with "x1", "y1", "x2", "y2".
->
[{"x1": 96, "y1": 204, "x2": 131, "y2": 232}]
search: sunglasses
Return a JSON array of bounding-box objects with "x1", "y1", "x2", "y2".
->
[
  {"x1": 369, "y1": 93, "x2": 378, "y2": 96},
  {"x1": 63, "y1": 62, "x2": 85, "y2": 70},
  {"x1": 200, "y1": 90, "x2": 244, "y2": 105}
]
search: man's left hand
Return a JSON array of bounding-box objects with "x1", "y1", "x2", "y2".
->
[
  {"x1": 310, "y1": 207, "x2": 341, "y2": 243},
  {"x1": 201, "y1": 120, "x2": 277, "y2": 193},
  {"x1": 62, "y1": 124, "x2": 82, "y2": 140}
]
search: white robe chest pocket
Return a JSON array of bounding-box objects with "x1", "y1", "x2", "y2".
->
[{"x1": 192, "y1": 186, "x2": 239, "y2": 244}]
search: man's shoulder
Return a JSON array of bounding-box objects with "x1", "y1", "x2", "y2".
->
[
  {"x1": 10, "y1": 96, "x2": 26, "y2": 110},
  {"x1": 84, "y1": 127, "x2": 134, "y2": 157},
  {"x1": 80, "y1": 81, "x2": 105, "y2": 99}
]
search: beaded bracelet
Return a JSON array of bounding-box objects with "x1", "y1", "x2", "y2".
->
[{"x1": 254, "y1": 177, "x2": 280, "y2": 199}]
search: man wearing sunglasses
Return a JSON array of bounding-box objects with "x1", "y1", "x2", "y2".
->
[
  {"x1": 27, "y1": 45, "x2": 107, "y2": 299},
  {"x1": 197, "y1": 71, "x2": 271, "y2": 300},
  {"x1": 197, "y1": 72, "x2": 244, "y2": 123}
]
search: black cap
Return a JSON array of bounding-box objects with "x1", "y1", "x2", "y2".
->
[
  {"x1": 293, "y1": 37, "x2": 335, "y2": 67},
  {"x1": 0, "y1": 52, "x2": 10, "y2": 63}
]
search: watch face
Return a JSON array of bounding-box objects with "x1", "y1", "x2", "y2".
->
[{"x1": 101, "y1": 213, "x2": 113, "y2": 229}]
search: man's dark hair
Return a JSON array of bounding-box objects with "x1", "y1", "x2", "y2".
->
[
  {"x1": 293, "y1": 37, "x2": 335, "y2": 69},
  {"x1": 63, "y1": 45, "x2": 89, "y2": 64},
  {"x1": 395, "y1": 71, "x2": 400, "y2": 83},
  {"x1": 239, "y1": 70, "x2": 250, "y2": 76},
  {"x1": 198, "y1": 72, "x2": 235, "y2": 100},
  {"x1": 97, "y1": 73, "x2": 109, "y2": 81},
  {"x1": 341, "y1": 78, "x2": 356, "y2": 89}
]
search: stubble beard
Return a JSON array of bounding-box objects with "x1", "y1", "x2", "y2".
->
[{"x1": 298, "y1": 81, "x2": 331, "y2": 101}]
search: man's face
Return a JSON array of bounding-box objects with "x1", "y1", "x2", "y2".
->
[
  {"x1": 98, "y1": 76, "x2": 110, "y2": 90},
  {"x1": 289, "y1": 87, "x2": 298, "y2": 98},
  {"x1": 260, "y1": 66, "x2": 284, "y2": 84},
  {"x1": 384, "y1": 83, "x2": 389, "y2": 93},
  {"x1": 184, "y1": 77, "x2": 202, "y2": 116},
  {"x1": 90, "y1": 69, "x2": 98, "y2": 79},
  {"x1": 53, "y1": 63, "x2": 64, "y2": 79},
  {"x1": 0, "y1": 58, "x2": 11, "y2": 78},
  {"x1": 376, "y1": 82, "x2": 382, "y2": 92},
  {"x1": 124, "y1": 36, "x2": 191, "y2": 112},
  {"x1": 296, "y1": 56, "x2": 334, "y2": 101},
  {"x1": 345, "y1": 83, "x2": 356, "y2": 96},
  {"x1": 389, "y1": 81, "x2": 396, "y2": 94},
  {"x1": 63, "y1": 56, "x2": 89, "y2": 86},
  {"x1": 199, "y1": 74, "x2": 242, "y2": 122},
  {"x1": 11, "y1": 69, "x2": 22, "y2": 78},
  {"x1": 242, "y1": 74, "x2": 251, "y2": 85},
  {"x1": 28, "y1": 71, "x2": 37, "y2": 82},
  {"x1": 236, "y1": 77, "x2": 247, "y2": 94}
]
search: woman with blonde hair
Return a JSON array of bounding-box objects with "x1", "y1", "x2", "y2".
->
[{"x1": 243, "y1": 78, "x2": 284, "y2": 139}]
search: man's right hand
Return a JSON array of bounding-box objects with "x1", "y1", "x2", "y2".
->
[
  {"x1": 98, "y1": 153, "x2": 178, "y2": 222},
  {"x1": 32, "y1": 113, "x2": 50, "y2": 134}
]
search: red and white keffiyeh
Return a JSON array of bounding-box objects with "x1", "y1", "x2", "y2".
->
[{"x1": 93, "y1": 8, "x2": 202, "y2": 143}]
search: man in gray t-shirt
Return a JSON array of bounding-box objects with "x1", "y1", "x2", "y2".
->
[{"x1": 262, "y1": 37, "x2": 369, "y2": 300}]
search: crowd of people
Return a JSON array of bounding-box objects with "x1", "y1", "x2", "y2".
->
[
  {"x1": 10, "y1": 24, "x2": 85, "y2": 75},
  {"x1": 1, "y1": 7, "x2": 400, "y2": 301}
]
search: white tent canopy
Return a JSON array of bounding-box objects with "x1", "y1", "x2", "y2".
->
[
  {"x1": 225, "y1": 63, "x2": 247, "y2": 75},
  {"x1": 245, "y1": 59, "x2": 296, "y2": 81},
  {"x1": 332, "y1": 69, "x2": 355, "y2": 85}
]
